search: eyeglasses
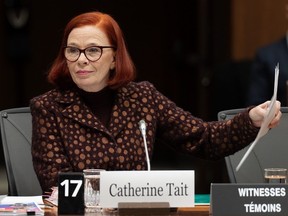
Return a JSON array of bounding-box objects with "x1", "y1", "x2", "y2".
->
[{"x1": 64, "y1": 45, "x2": 115, "y2": 62}]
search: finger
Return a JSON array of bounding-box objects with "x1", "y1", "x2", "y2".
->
[{"x1": 269, "y1": 111, "x2": 282, "y2": 128}]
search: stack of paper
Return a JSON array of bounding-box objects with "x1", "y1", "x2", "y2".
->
[{"x1": 0, "y1": 195, "x2": 44, "y2": 215}]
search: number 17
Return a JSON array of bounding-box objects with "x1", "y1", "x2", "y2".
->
[{"x1": 60, "y1": 180, "x2": 83, "y2": 197}]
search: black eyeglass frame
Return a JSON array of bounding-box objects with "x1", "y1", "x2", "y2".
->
[{"x1": 64, "y1": 45, "x2": 116, "y2": 62}]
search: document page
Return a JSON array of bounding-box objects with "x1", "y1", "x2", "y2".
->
[
  {"x1": 0, "y1": 202, "x2": 44, "y2": 215},
  {"x1": 236, "y1": 63, "x2": 279, "y2": 171},
  {"x1": 0, "y1": 196, "x2": 44, "y2": 205}
]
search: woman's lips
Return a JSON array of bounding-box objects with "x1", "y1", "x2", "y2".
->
[{"x1": 77, "y1": 70, "x2": 92, "y2": 75}]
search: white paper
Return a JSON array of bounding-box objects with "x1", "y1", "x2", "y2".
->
[
  {"x1": 0, "y1": 195, "x2": 44, "y2": 205},
  {"x1": 236, "y1": 63, "x2": 279, "y2": 171}
]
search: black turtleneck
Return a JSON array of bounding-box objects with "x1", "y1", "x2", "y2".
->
[{"x1": 77, "y1": 87, "x2": 116, "y2": 128}]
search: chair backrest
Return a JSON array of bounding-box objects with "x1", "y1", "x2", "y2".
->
[
  {"x1": 0, "y1": 107, "x2": 42, "y2": 195},
  {"x1": 218, "y1": 107, "x2": 288, "y2": 183}
]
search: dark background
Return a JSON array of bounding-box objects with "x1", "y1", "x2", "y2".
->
[
  {"x1": 0, "y1": 0, "x2": 284, "y2": 194},
  {"x1": 0, "y1": 0, "x2": 233, "y2": 118}
]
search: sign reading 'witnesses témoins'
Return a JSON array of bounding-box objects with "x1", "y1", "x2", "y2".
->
[{"x1": 211, "y1": 183, "x2": 288, "y2": 216}]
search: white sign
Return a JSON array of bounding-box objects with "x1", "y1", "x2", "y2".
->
[{"x1": 100, "y1": 170, "x2": 195, "y2": 208}]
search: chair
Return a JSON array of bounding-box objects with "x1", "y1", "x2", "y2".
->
[
  {"x1": 218, "y1": 107, "x2": 288, "y2": 183},
  {"x1": 0, "y1": 107, "x2": 42, "y2": 195}
]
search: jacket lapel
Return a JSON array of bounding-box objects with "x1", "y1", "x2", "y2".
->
[
  {"x1": 108, "y1": 84, "x2": 137, "y2": 138},
  {"x1": 54, "y1": 84, "x2": 138, "y2": 138},
  {"x1": 55, "y1": 89, "x2": 111, "y2": 135}
]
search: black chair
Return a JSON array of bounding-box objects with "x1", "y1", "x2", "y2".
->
[
  {"x1": 218, "y1": 107, "x2": 288, "y2": 183},
  {"x1": 0, "y1": 107, "x2": 42, "y2": 195}
]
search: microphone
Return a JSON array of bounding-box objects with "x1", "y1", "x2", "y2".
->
[{"x1": 139, "y1": 119, "x2": 150, "y2": 171}]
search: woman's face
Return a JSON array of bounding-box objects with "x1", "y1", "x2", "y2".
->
[{"x1": 66, "y1": 25, "x2": 115, "y2": 92}]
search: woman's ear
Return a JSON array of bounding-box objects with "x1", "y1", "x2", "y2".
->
[{"x1": 110, "y1": 56, "x2": 116, "y2": 70}]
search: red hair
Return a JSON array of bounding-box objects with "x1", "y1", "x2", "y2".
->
[{"x1": 48, "y1": 11, "x2": 136, "y2": 89}]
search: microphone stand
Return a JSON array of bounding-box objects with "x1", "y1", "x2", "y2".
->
[{"x1": 139, "y1": 119, "x2": 151, "y2": 171}]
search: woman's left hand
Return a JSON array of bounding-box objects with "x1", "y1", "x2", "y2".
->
[{"x1": 249, "y1": 100, "x2": 282, "y2": 128}]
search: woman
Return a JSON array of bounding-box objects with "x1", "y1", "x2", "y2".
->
[{"x1": 30, "y1": 11, "x2": 281, "y2": 193}]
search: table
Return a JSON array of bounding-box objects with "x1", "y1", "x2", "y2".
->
[{"x1": 44, "y1": 205, "x2": 210, "y2": 215}]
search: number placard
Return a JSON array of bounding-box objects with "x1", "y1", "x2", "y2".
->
[{"x1": 58, "y1": 172, "x2": 84, "y2": 215}]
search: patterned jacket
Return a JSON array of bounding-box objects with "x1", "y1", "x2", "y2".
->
[{"x1": 30, "y1": 81, "x2": 259, "y2": 192}]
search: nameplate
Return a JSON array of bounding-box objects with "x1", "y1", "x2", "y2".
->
[
  {"x1": 211, "y1": 183, "x2": 288, "y2": 216},
  {"x1": 100, "y1": 170, "x2": 194, "y2": 208}
]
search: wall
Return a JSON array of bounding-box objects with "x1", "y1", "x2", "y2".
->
[{"x1": 231, "y1": 0, "x2": 288, "y2": 60}]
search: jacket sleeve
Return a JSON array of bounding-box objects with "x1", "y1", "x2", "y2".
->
[
  {"x1": 30, "y1": 97, "x2": 73, "y2": 192},
  {"x1": 145, "y1": 82, "x2": 259, "y2": 160}
]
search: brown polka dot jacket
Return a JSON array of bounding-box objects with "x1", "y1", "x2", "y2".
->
[{"x1": 30, "y1": 81, "x2": 259, "y2": 192}]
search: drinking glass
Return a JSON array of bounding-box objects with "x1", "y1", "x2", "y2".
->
[
  {"x1": 264, "y1": 168, "x2": 287, "y2": 183},
  {"x1": 83, "y1": 169, "x2": 105, "y2": 212}
]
